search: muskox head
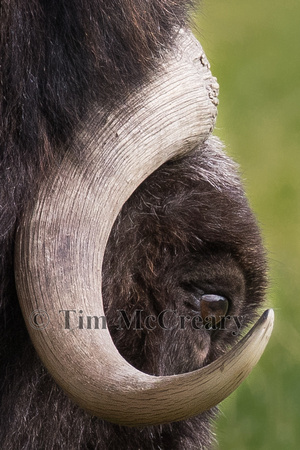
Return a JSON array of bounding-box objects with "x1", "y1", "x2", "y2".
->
[{"x1": 14, "y1": 30, "x2": 273, "y2": 427}]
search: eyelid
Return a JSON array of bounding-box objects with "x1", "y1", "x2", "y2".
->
[{"x1": 180, "y1": 282, "x2": 204, "y2": 294}]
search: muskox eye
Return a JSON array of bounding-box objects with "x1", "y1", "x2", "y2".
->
[
  {"x1": 184, "y1": 290, "x2": 229, "y2": 325},
  {"x1": 200, "y1": 294, "x2": 229, "y2": 325}
]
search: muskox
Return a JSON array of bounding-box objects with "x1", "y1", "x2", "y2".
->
[{"x1": 0, "y1": 1, "x2": 273, "y2": 448}]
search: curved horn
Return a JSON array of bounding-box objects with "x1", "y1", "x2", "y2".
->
[{"x1": 15, "y1": 30, "x2": 274, "y2": 426}]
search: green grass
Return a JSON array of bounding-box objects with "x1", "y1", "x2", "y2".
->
[{"x1": 193, "y1": 1, "x2": 300, "y2": 448}]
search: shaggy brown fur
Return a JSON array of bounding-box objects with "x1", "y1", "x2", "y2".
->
[{"x1": 0, "y1": 1, "x2": 267, "y2": 449}]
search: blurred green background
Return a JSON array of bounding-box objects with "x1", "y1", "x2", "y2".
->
[{"x1": 193, "y1": 1, "x2": 300, "y2": 449}]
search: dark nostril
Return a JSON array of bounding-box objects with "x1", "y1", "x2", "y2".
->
[{"x1": 200, "y1": 294, "x2": 229, "y2": 324}]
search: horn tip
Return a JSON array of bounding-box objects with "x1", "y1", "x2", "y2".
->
[
  {"x1": 258, "y1": 308, "x2": 274, "y2": 342},
  {"x1": 262, "y1": 308, "x2": 274, "y2": 325}
]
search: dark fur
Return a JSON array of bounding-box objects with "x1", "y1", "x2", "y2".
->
[{"x1": 0, "y1": 1, "x2": 266, "y2": 449}]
